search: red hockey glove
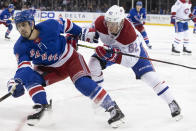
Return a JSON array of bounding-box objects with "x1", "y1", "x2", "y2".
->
[
  {"x1": 95, "y1": 46, "x2": 122, "y2": 64},
  {"x1": 66, "y1": 34, "x2": 78, "y2": 50},
  {"x1": 171, "y1": 12, "x2": 176, "y2": 25},
  {"x1": 189, "y1": 14, "x2": 196, "y2": 23}
]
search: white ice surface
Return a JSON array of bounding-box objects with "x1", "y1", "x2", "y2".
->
[{"x1": 0, "y1": 23, "x2": 196, "y2": 131}]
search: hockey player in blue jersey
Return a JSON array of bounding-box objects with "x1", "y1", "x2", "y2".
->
[
  {"x1": 7, "y1": 10, "x2": 124, "y2": 127},
  {"x1": 0, "y1": 4, "x2": 14, "y2": 39},
  {"x1": 127, "y1": 1, "x2": 152, "y2": 49},
  {"x1": 193, "y1": 6, "x2": 196, "y2": 34}
]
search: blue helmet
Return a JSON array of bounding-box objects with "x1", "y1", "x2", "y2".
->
[
  {"x1": 14, "y1": 10, "x2": 35, "y2": 25},
  {"x1": 8, "y1": 4, "x2": 14, "y2": 9},
  {"x1": 136, "y1": 1, "x2": 143, "y2": 6}
]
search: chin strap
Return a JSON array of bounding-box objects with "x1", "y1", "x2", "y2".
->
[{"x1": 27, "y1": 21, "x2": 35, "y2": 39}]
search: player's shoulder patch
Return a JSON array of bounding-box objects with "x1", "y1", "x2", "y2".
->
[
  {"x1": 116, "y1": 19, "x2": 137, "y2": 45},
  {"x1": 94, "y1": 16, "x2": 108, "y2": 35}
]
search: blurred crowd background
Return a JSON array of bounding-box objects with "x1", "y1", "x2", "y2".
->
[{"x1": 1, "y1": 0, "x2": 196, "y2": 14}]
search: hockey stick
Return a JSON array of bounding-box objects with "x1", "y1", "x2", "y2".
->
[
  {"x1": 176, "y1": 17, "x2": 192, "y2": 22},
  {"x1": 0, "y1": 92, "x2": 12, "y2": 102},
  {"x1": 78, "y1": 44, "x2": 196, "y2": 70},
  {"x1": 0, "y1": 83, "x2": 17, "y2": 102}
]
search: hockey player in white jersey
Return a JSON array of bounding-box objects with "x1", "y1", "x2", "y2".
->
[
  {"x1": 171, "y1": 0, "x2": 196, "y2": 54},
  {"x1": 84, "y1": 5, "x2": 182, "y2": 121}
]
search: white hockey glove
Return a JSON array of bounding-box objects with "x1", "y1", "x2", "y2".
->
[
  {"x1": 7, "y1": 78, "x2": 25, "y2": 98},
  {"x1": 80, "y1": 28, "x2": 99, "y2": 43}
]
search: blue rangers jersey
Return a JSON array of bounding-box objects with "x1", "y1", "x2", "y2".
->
[
  {"x1": 193, "y1": 6, "x2": 196, "y2": 15},
  {"x1": 14, "y1": 19, "x2": 81, "y2": 84},
  {"x1": 0, "y1": 8, "x2": 14, "y2": 20},
  {"x1": 127, "y1": 8, "x2": 146, "y2": 26}
]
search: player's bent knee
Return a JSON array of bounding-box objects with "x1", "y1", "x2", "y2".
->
[
  {"x1": 74, "y1": 76, "x2": 98, "y2": 96},
  {"x1": 141, "y1": 71, "x2": 169, "y2": 95}
]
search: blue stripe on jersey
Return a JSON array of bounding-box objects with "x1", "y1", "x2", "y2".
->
[{"x1": 158, "y1": 86, "x2": 169, "y2": 96}]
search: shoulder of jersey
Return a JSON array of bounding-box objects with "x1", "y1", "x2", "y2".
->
[
  {"x1": 116, "y1": 19, "x2": 137, "y2": 45},
  {"x1": 37, "y1": 19, "x2": 58, "y2": 26},
  {"x1": 141, "y1": 8, "x2": 146, "y2": 12},
  {"x1": 130, "y1": 8, "x2": 136, "y2": 13},
  {"x1": 14, "y1": 36, "x2": 28, "y2": 52},
  {"x1": 94, "y1": 16, "x2": 108, "y2": 34},
  {"x1": 36, "y1": 19, "x2": 59, "y2": 30}
]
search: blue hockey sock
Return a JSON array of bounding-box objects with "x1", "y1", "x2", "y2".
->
[
  {"x1": 28, "y1": 84, "x2": 48, "y2": 105},
  {"x1": 75, "y1": 76, "x2": 115, "y2": 110}
]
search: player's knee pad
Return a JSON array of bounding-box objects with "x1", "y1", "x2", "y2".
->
[
  {"x1": 141, "y1": 31, "x2": 147, "y2": 37},
  {"x1": 174, "y1": 32, "x2": 183, "y2": 44},
  {"x1": 8, "y1": 24, "x2": 13, "y2": 31},
  {"x1": 16, "y1": 68, "x2": 45, "y2": 88},
  {"x1": 183, "y1": 30, "x2": 189, "y2": 41},
  {"x1": 141, "y1": 71, "x2": 170, "y2": 96},
  {"x1": 141, "y1": 31, "x2": 149, "y2": 44},
  {"x1": 6, "y1": 20, "x2": 12, "y2": 25},
  {"x1": 75, "y1": 76, "x2": 98, "y2": 96}
]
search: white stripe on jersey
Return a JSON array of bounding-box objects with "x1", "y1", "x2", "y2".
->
[
  {"x1": 64, "y1": 19, "x2": 73, "y2": 32},
  {"x1": 18, "y1": 61, "x2": 32, "y2": 69}
]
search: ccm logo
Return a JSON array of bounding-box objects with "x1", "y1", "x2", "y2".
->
[{"x1": 41, "y1": 12, "x2": 55, "y2": 18}]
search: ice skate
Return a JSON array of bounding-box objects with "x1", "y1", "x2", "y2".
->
[
  {"x1": 4, "y1": 35, "x2": 11, "y2": 40},
  {"x1": 106, "y1": 102, "x2": 125, "y2": 128},
  {"x1": 169, "y1": 100, "x2": 182, "y2": 121},
  {"x1": 146, "y1": 43, "x2": 152, "y2": 49},
  {"x1": 171, "y1": 44, "x2": 180, "y2": 55},
  {"x1": 27, "y1": 100, "x2": 52, "y2": 126},
  {"x1": 183, "y1": 45, "x2": 192, "y2": 55}
]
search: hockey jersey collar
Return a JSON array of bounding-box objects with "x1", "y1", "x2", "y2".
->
[{"x1": 180, "y1": 0, "x2": 191, "y2": 4}]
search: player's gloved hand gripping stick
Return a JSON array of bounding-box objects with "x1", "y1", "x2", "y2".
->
[{"x1": 0, "y1": 78, "x2": 24, "y2": 102}]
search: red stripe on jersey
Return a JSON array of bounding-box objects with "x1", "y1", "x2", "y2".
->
[
  {"x1": 94, "y1": 16, "x2": 108, "y2": 35},
  {"x1": 116, "y1": 19, "x2": 137, "y2": 45},
  {"x1": 18, "y1": 61, "x2": 31, "y2": 68},
  {"x1": 29, "y1": 86, "x2": 45, "y2": 97},
  {"x1": 65, "y1": 19, "x2": 71, "y2": 32},
  {"x1": 94, "y1": 89, "x2": 106, "y2": 103}
]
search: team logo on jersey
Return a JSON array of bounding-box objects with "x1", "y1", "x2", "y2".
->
[
  {"x1": 30, "y1": 49, "x2": 59, "y2": 61},
  {"x1": 184, "y1": 8, "x2": 189, "y2": 14},
  {"x1": 30, "y1": 49, "x2": 35, "y2": 57}
]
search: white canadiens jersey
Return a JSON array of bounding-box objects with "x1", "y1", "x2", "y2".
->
[
  {"x1": 171, "y1": 0, "x2": 192, "y2": 20},
  {"x1": 94, "y1": 16, "x2": 145, "y2": 67}
]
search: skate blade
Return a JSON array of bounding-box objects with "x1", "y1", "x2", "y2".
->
[
  {"x1": 27, "y1": 119, "x2": 40, "y2": 126},
  {"x1": 173, "y1": 114, "x2": 183, "y2": 121},
  {"x1": 182, "y1": 52, "x2": 192, "y2": 56},
  {"x1": 110, "y1": 118, "x2": 125, "y2": 128},
  {"x1": 171, "y1": 52, "x2": 180, "y2": 56},
  {"x1": 4, "y1": 38, "x2": 11, "y2": 41}
]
